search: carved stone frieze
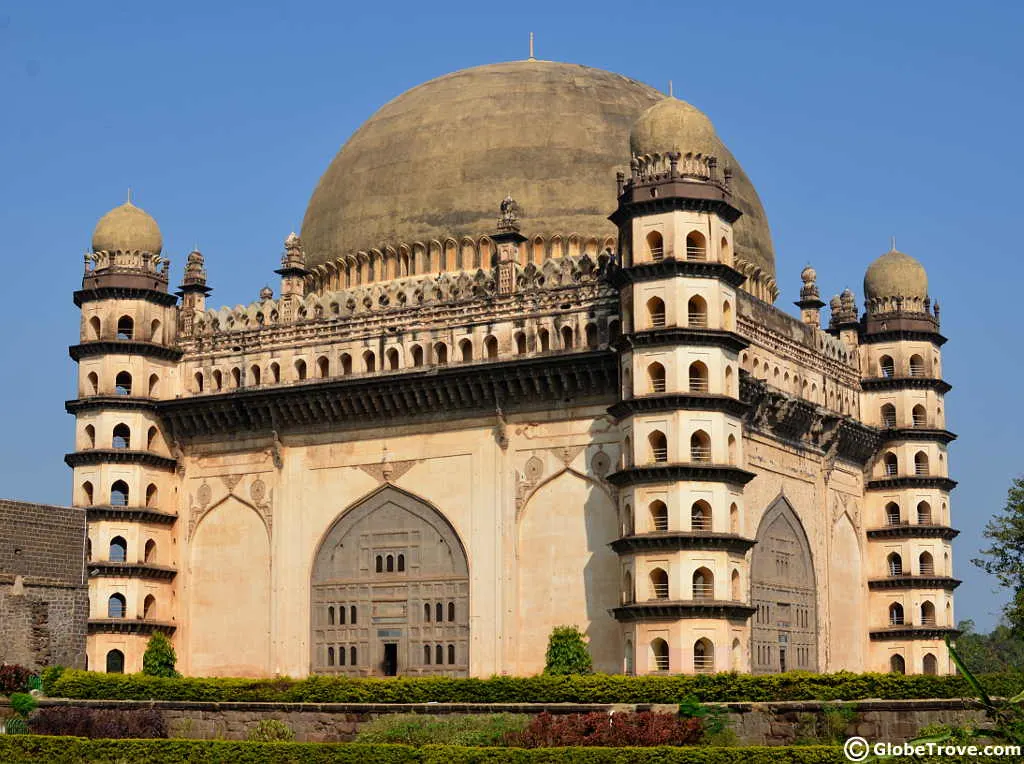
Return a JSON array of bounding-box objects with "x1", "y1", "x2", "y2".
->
[{"x1": 188, "y1": 475, "x2": 274, "y2": 540}]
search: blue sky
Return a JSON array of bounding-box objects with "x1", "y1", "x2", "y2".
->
[{"x1": 0, "y1": 0, "x2": 1020, "y2": 632}]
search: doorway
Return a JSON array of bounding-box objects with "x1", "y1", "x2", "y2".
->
[{"x1": 382, "y1": 643, "x2": 398, "y2": 676}]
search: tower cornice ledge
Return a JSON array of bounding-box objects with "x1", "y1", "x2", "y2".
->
[
  {"x1": 87, "y1": 619, "x2": 176, "y2": 636},
  {"x1": 869, "y1": 625, "x2": 960, "y2": 641},
  {"x1": 879, "y1": 428, "x2": 957, "y2": 445},
  {"x1": 861, "y1": 377, "x2": 952, "y2": 394},
  {"x1": 74, "y1": 286, "x2": 178, "y2": 308},
  {"x1": 866, "y1": 524, "x2": 960, "y2": 541},
  {"x1": 607, "y1": 260, "x2": 746, "y2": 289},
  {"x1": 64, "y1": 449, "x2": 178, "y2": 472},
  {"x1": 88, "y1": 562, "x2": 177, "y2": 581},
  {"x1": 610, "y1": 532, "x2": 756, "y2": 555},
  {"x1": 867, "y1": 576, "x2": 961, "y2": 591},
  {"x1": 866, "y1": 476, "x2": 958, "y2": 492},
  {"x1": 65, "y1": 396, "x2": 159, "y2": 415},
  {"x1": 607, "y1": 463, "x2": 756, "y2": 488},
  {"x1": 621, "y1": 328, "x2": 750, "y2": 354},
  {"x1": 69, "y1": 341, "x2": 184, "y2": 363},
  {"x1": 84, "y1": 505, "x2": 178, "y2": 525},
  {"x1": 611, "y1": 601, "x2": 756, "y2": 622},
  {"x1": 608, "y1": 394, "x2": 748, "y2": 419}
]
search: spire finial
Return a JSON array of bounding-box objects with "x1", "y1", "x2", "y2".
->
[
  {"x1": 528, "y1": 32, "x2": 535, "y2": 60},
  {"x1": 668, "y1": 79, "x2": 673, "y2": 98},
  {"x1": 891, "y1": 235, "x2": 896, "y2": 251},
  {"x1": 127, "y1": 187, "x2": 133, "y2": 205}
]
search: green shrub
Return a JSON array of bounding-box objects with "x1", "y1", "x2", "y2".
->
[
  {"x1": 9, "y1": 693, "x2": 36, "y2": 718},
  {"x1": 247, "y1": 719, "x2": 295, "y2": 742},
  {"x1": 2, "y1": 717, "x2": 28, "y2": 735},
  {"x1": 49, "y1": 668, "x2": 1024, "y2": 705},
  {"x1": 142, "y1": 632, "x2": 180, "y2": 678},
  {"x1": 39, "y1": 667, "x2": 65, "y2": 697},
  {"x1": 356, "y1": 713, "x2": 529, "y2": 746},
  {"x1": 543, "y1": 626, "x2": 593, "y2": 675}
]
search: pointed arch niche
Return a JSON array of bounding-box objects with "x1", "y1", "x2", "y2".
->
[
  {"x1": 750, "y1": 496, "x2": 819, "y2": 673},
  {"x1": 310, "y1": 485, "x2": 469, "y2": 677}
]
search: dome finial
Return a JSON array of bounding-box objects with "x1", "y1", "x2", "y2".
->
[
  {"x1": 890, "y1": 235, "x2": 896, "y2": 251},
  {"x1": 127, "y1": 186, "x2": 132, "y2": 205},
  {"x1": 528, "y1": 32, "x2": 535, "y2": 61},
  {"x1": 668, "y1": 79, "x2": 673, "y2": 98}
]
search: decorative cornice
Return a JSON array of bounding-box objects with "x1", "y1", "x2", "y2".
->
[
  {"x1": 74, "y1": 287, "x2": 178, "y2": 308},
  {"x1": 88, "y1": 562, "x2": 177, "y2": 581},
  {"x1": 607, "y1": 260, "x2": 746, "y2": 289},
  {"x1": 610, "y1": 532, "x2": 756, "y2": 555},
  {"x1": 609, "y1": 194, "x2": 742, "y2": 227},
  {"x1": 880, "y1": 428, "x2": 957, "y2": 445},
  {"x1": 866, "y1": 476, "x2": 957, "y2": 492},
  {"x1": 606, "y1": 463, "x2": 756, "y2": 488},
  {"x1": 867, "y1": 576, "x2": 961, "y2": 591},
  {"x1": 65, "y1": 396, "x2": 159, "y2": 415},
  {"x1": 87, "y1": 619, "x2": 176, "y2": 635},
  {"x1": 611, "y1": 600, "x2": 756, "y2": 622},
  {"x1": 608, "y1": 394, "x2": 748, "y2": 420},
  {"x1": 623, "y1": 328, "x2": 749, "y2": 354},
  {"x1": 861, "y1": 377, "x2": 952, "y2": 394},
  {"x1": 860, "y1": 329, "x2": 947, "y2": 347},
  {"x1": 158, "y1": 351, "x2": 618, "y2": 439},
  {"x1": 866, "y1": 524, "x2": 960, "y2": 541},
  {"x1": 869, "y1": 625, "x2": 960, "y2": 641},
  {"x1": 64, "y1": 449, "x2": 178, "y2": 472},
  {"x1": 84, "y1": 505, "x2": 178, "y2": 525},
  {"x1": 69, "y1": 341, "x2": 183, "y2": 363}
]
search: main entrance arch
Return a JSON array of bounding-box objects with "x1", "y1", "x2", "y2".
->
[
  {"x1": 310, "y1": 485, "x2": 469, "y2": 676},
  {"x1": 750, "y1": 497, "x2": 818, "y2": 672}
]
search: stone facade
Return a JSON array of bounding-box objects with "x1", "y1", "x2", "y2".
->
[
  {"x1": 0, "y1": 500, "x2": 88, "y2": 670},
  {"x1": 64, "y1": 59, "x2": 958, "y2": 679}
]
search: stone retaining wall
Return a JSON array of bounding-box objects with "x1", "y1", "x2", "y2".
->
[{"x1": 0, "y1": 697, "x2": 986, "y2": 744}]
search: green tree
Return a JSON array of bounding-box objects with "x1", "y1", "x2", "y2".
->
[
  {"x1": 543, "y1": 625, "x2": 593, "y2": 675},
  {"x1": 142, "y1": 631, "x2": 180, "y2": 678},
  {"x1": 973, "y1": 477, "x2": 1024, "y2": 636},
  {"x1": 954, "y1": 619, "x2": 1024, "y2": 674}
]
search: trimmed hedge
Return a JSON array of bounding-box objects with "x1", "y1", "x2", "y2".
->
[
  {"x1": 0, "y1": 738, "x2": 1011, "y2": 763},
  {"x1": 50, "y1": 669, "x2": 1024, "y2": 704}
]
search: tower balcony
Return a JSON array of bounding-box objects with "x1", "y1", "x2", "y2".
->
[
  {"x1": 610, "y1": 531, "x2": 756, "y2": 555},
  {"x1": 87, "y1": 562, "x2": 177, "y2": 582},
  {"x1": 866, "y1": 524, "x2": 959, "y2": 541},
  {"x1": 607, "y1": 463, "x2": 756, "y2": 489},
  {"x1": 611, "y1": 600, "x2": 755, "y2": 622},
  {"x1": 867, "y1": 575, "x2": 961, "y2": 591}
]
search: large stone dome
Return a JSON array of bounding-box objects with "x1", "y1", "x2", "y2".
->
[
  {"x1": 864, "y1": 249, "x2": 928, "y2": 301},
  {"x1": 92, "y1": 201, "x2": 162, "y2": 255},
  {"x1": 301, "y1": 60, "x2": 775, "y2": 281}
]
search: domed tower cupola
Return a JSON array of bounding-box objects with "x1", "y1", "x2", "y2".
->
[
  {"x1": 862, "y1": 248, "x2": 942, "y2": 339},
  {"x1": 84, "y1": 200, "x2": 169, "y2": 292}
]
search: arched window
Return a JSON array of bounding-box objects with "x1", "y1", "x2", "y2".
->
[
  {"x1": 144, "y1": 539, "x2": 156, "y2": 563},
  {"x1": 887, "y1": 552, "x2": 903, "y2": 577},
  {"x1": 110, "y1": 480, "x2": 129, "y2": 507},
  {"x1": 730, "y1": 503, "x2": 739, "y2": 534},
  {"x1": 84, "y1": 424, "x2": 96, "y2": 449},
  {"x1": 411, "y1": 345, "x2": 424, "y2": 367},
  {"x1": 608, "y1": 320, "x2": 622, "y2": 344},
  {"x1": 514, "y1": 332, "x2": 527, "y2": 355},
  {"x1": 691, "y1": 500, "x2": 712, "y2": 531},
  {"x1": 690, "y1": 430, "x2": 711, "y2": 463},
  {"x1": 485, "y1": 336, "x2": 498, "y2": 359},
  {"x1": 561, "y1": 325, "x2": 574, "y2": 349},
  {"x1": 212, "y1": 369, "x2": 223, "y2": 391},
  {"x1": 885, "y1": 502, "x2": 901, "y2": 526},
  {"x1": 436, "y1": 602, "x2": 443, "y2": 622},
  {"x1": 295, "y1": 359, "x2": 307, "y2": 380},
  {"x1": 116, "y1": 316, "x2": 134, "y2": 340},
  {"x1": 693, "y1": 567, "x2": 714, "y2": 599},
  {"x1": 109, "y1": 536, "x2": 127, "y2": 562},
  {"x1": 912, "y1": 405, "x2": 927, "y2": 427},
  {"x1": 622, "y1": 504, "x2": 633, "y2": 537},
  {"x1": 879, "y1": 355, "x2": 895, "y2": 378},
  {"x1": 884, "y1": 452, "x2": 899, "y2": 476},
  {"x1": 623, "y1": 436, "x2": 632, "y2": 468},
  {"x1": 87, "y1": 372, "x2": 99, "y2": 396},
  {"x1": 143, "y1": 594, "x2": 156, "y2": 619},
  {"x1": 230, "y1": 367, "x2": 241, "y2": 388},
  {"x1": 890, "y1": 654, "x2": 906, "y2": 674},
  {"x1": 148, "y1": 374, "x2": 159, "y2": 397},
  {"x1": 448, "y1": 644, "x2": 456, "y2": 665},
  {"x1": 424, "y1": 645, "x2": 431, "y2": 664},
  {"x1": 459, "y1": 339, "x2": 473, "y2": 362},
  {"x1": 89, "y1": 316, "x2": 102, "y2": 340},
  {"x1": 351, "y1": 606, "x2": 357, "y2": 624},
  {"x1": 363, "y1": 351, "x2": 376, "y2": 372},
  {"x1": 923, "y1": 653, "x2": 938, "y2": 675},
  {"x1": 651, "y1": 638, "x2": 669, "y2": 671},
  {"x1": 585, "y1": 324, "x2": 598, "y2": 349},
  {"x1": 387, "y1": 348, "x2": 400, "y2": 370},
  {"x1": 397, "y1": 554, "x2": 405, "y2": 572},
  {"x1": 375, "y1": 555, "x2": 383, "y2": 573},
  {"x1": 145, "y1": 484, "x2": 158, "y2": 508},
  {"x1": 646, "y1": 231, "x2": 664, "y2": 261},
  {"x1": 649, "y1": 568, "x2": 669, "y2": 599},
  {"x1": 317, "y1": 356, "x2": 330, "y2": 378},
  {"x1": 919, "y1": 552, "x2": 935, "y2": 576},
  {"x1": 106, "y1": 649, "x2": 125, "y2": 674},
  {"x1": 328, "y1": 647, "x2": 335, "y2": 666},
  {"x1": 917, "y1": 501, "x2": 932, "y2": 524},
  {"x1": 266, "y1": 362, "x2": 279, "y2": 383},
  {"x1": 889, "y1": 602, "x2": 905, "y2": 625},
  {"x1": 434, "y1": 343, "x2": 448, "y2": 365},
  {"x1": 150, "y1": 319, "x2": 162, "y2": 343},
  {"x1": 424, "y1": 603, "x2": 431, "y2": 622},
  {"x1": 145, "y1": 427, "x2": 158, "y2": 451},
  {"x1": 722, "y1": 299, "x2": 733, "y2": 329},
  {"x1": 731, "y1": 638, "x2": 741, "y2": 670},
  {"x1": 386, "y1": 554, "x2": 394, "y2": 572},
  {"x1": 685, "y1": 231, "x2": 707, "y2": 261},
  {"x1": 111, "y1": 421, "x2": 130, "y2": 452},
  {"x1": 648, "y1": 430, "x2": 668, "y2": 463},
  {"x1": 107, "y1": 593, "x2": 126, "y2": 618},
  {"x1": 247, "y1": 365, "x2": 260, "y2": 386},
  {"x1": 688, "y1": 361, "x2": 709, "y2": 392},
  {"x1": 687, "y1": 295, "x2": 708, "y2": 327},
  {"x1": 647, "y1": 362, "x2": 666, "y2": 393},
  {"x1": 650, "y1": 500, "x2": 668, "y2": 532},
  {"x1": 339, "y1": 606, "x2": 346, "y2": 625},
  {"x1": 909, "y1": 354, "x2": 926, "y2": 377},
  {"x1": 694, "y1": 638, "x2": 714, "y2": 674},
  {"x1": 115, "y1": 372, "x2": 132, "y2": 396},
  {"x1": 881, "y1": 404, "x2": 897, "y2": 429},
  {"x1": 82, "y1": 481, "x2": 94, "y2": 506},
  {"x1": 727, "y1": 434, "x2": 737, "y2": 465},
  {"x1": 921, "y1": 600, "x2": 936, "y2": 625},
  {"x1": 538, "y1": 328, "x2": 550, "y2": 352},
  {"x1": 914, "y1": 451, "x2": 930, "y2": 476},
  {"x1": 647, "y1": 297, "x2": 666, "y2": 328},
  {"x1": 622, "y1": 570, "x2": 634, "y2": 605},
  {"x1": 194, "y1": 372, "x2": 204, "y2": 393},
  {"x1": 448, "y1": 602, "x2": 455, "y2": 622},
  {"x1": 350, "y1": 646, "x2": 357, "y2": 665},
  {"x1": 724, "y1": 365, "x2": 735, "y2": 396}
]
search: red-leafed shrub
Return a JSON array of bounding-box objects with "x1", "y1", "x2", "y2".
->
[
  {"x1": 0, "y1": 665, "x2": 36, "y2": 694},
  {"x1": 504, "y1": 711, "x2": 703, "y2": 747},
  {"x1": 28, "y1": 707, "x2": 168, "y2": 738}
]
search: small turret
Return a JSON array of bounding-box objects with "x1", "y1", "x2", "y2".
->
[
  {"x1": 794, "y1": 265, "x2": 825, "y2": 328},
  {"x1": 275, "y1": 233, "x2": 309, "y2": 321},
  {"x1": 492, "y1": 195, "x2": 527, "y2": 295},
  {"x1": 176, "y1": 250, "x2": 211, "y2": 336}
]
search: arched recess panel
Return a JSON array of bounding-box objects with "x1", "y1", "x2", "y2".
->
[
  {"x1": 750, "y1": 496, "x2": 819, "y2": 673},
  {"x1": 516, "y1": 471, "x2": 620, "y2": 674},
  {"x1": 828, "y1": 512, "x2": 864, "y2": 670},
  {"x1": 188, "y1": 497, "x2": 271, "y2": 677},
  {"x1": 310, "y1": 485, "x2": 469, "y2": 677}
]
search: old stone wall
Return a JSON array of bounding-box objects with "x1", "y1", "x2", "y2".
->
[
  {"x1": 0, "y1": 500, "x2": 88, "y2": 670},
  {"x1": 4, "y1": 698, "x2": 986, "y2": 745}
]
